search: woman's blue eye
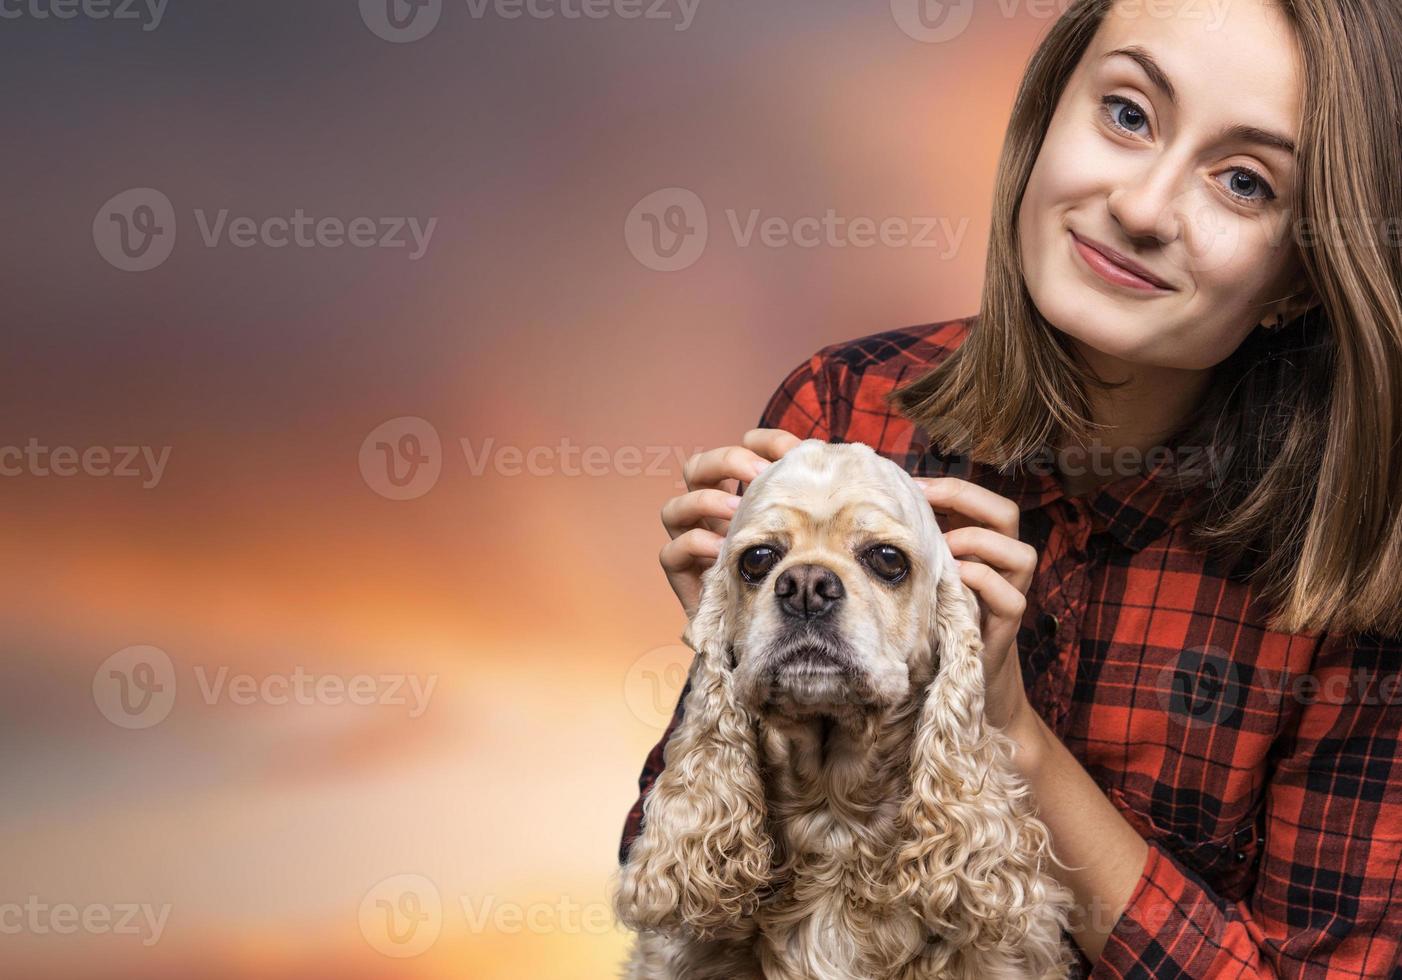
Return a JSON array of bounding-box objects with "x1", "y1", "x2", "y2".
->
[
  {"x1": 1100, "y1": 95, "x2": 1149, "y2": 136},
  {"x1": 1217, "y1": 168, "x2": 1277, "y2": 205},
  {"x1": 1097, "y1": 95, "x2": 1278, "y2": 206}
]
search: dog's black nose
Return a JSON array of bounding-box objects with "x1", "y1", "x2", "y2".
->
[{"x1": 774, "y1": 564, "x2": 844, "y2": 619}]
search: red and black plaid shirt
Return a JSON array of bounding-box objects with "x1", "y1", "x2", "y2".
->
[{"x1": 620, "y1": 317, "x2": 1402, "y2": 978}]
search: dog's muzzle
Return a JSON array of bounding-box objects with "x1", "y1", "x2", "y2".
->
[{"x1": 758, "y1": 564, "x2": 874, "y2": 715}]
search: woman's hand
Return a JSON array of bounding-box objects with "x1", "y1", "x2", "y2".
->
[
  {"x1": 914, "y1": 476, "x2": 1039, "y2": 737},
  {"x1": 660, "y1": 428, "x2": 802, "y2": 620}
]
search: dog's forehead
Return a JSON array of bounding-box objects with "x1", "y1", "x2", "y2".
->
[{"x1": 739, "y1": 439, "x2": 928, "y2": 529}]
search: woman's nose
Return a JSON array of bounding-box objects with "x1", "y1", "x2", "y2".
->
[{"x1": 1107, "y1": 159, "x2": 1185, "y2": 245}]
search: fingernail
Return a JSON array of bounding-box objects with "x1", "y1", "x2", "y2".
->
[
  {"x1": 725, "y1": 494, "x2": 742, "y2": 509},
  {"x1": 751, "y1": 460, "x2": 770, "y2": 476}
]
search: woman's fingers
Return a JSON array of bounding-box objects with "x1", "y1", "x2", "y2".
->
[
  {"x1": 672, "y1": 431, "x2": 801, "y2": 537},
  {"x1": 741, "y1": 427, "x2": 803, "y2": 462},
  {"x1": 680, "y1": 430, "x2": 799, "y2": 497},
  {"x1": 914, "y1": 476, "x2": 1021, "y2": 537},
  {"x1": 913, "y1": 476, "x2": 1036, "y2": 721},
  {"x1": 659, "y1": 526, "x2": 724, "y2": 572},
  {"x1": 658, "y1": 527, "x2": 726, "y2": 619},
  {"x1": 661, "y1": 487, "x2": 743, "y2": 540},
  {"x1": 681, "y1": 445, "x2": 771, "y2": 496},
  {"x1": 959, "y1": 558, "x2": 1027, "y2": 709},
  {"x1": 942, "y1": 525, "x2": 1038, "y2": 592},
  {"x1": 955, "y1": 558, "x2": 1028, "y2": 621}
]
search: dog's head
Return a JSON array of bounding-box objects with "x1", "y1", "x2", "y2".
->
[
  {"x1": 700, "y1": 439, "x2": 958, "y2": 722},
  {"x1": 616, "y1": 440, "x2": 1070, "y2": 970}
]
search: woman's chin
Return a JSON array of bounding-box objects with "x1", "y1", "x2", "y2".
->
[{"x1": 1043, "y1": 315, "x2": 1163, "y2": 368}]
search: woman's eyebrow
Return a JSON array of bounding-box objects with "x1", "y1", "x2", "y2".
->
[
  {"x1": 1102, "y1": 44, "x2": 1298, "y2": 157},
  {"x1": 1105, "y1": 45, "x2": 1179, "y2": 105}
]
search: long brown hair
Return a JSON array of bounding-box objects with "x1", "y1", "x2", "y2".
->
[{"x1": 889, "y1": 0, "x2": 1402, "y2": 637}]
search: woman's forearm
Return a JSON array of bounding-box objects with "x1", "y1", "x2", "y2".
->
[{"x1": 1005, "y1": 702, "x2": 1150, "y2": 965}]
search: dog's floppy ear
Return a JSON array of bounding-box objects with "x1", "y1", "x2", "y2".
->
[
  {"x1": 613, "y1": 545, "x2": 772, "y2": 941},
  {"x1": 884, "y1": 529, "x2": 1072, "y2": 973}
]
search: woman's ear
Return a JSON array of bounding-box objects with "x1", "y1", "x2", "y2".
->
[
  {"x1": 883, "y1": 564, "x2": 1074, "y2": 974},
  {"x1": 612, "y1": 553, "x2": 773, "y2": 941}
]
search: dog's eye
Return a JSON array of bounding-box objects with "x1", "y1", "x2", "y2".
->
[
  {"x1": 862, "y1": 544, "x2": 909, "y2": 583},
  {"x1": 738, "y1": 545, "x2": 782, "y2": 583}
]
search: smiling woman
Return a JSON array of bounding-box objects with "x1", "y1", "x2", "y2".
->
[
  {"x1": 898, "y1": 0, "x2": 1402, "y2": 634},
  {"x1": 627, "y1": 0, "x2": 1402, "y2": 977}
]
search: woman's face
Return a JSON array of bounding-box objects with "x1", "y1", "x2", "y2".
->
[{"x1": 1017, "y1": 0, "x2": 1309, "y2": 371}]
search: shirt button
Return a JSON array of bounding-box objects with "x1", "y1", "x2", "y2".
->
[
  {"x1": 1037, "y1": 612, "x2": 1059, "y2": 638},
  {"x1": 1234, "y1": 850, "x2": 1248, "y2": 863}
]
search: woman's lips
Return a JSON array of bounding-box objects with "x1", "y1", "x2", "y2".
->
[{"x1": 1069, "y1": 231, "x2": 1173, "y2": 293}]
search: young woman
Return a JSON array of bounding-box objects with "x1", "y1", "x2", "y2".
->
[{"x1": 621, "y1": 0, "x2": 1402, "y2": 975}]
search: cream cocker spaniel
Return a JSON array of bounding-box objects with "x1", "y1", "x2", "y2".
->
[{"x1": 614, "y1": 439, "x2": 1076, "y2": 979}]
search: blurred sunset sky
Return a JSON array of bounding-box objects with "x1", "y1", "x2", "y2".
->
[{"x1": 1, "y1": 0, "x2": 1055, "y2": 975}]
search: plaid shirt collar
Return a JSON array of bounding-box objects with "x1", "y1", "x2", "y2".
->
[{"x1": 910, "y1": 425, "x2": 1202, "y2": 555}]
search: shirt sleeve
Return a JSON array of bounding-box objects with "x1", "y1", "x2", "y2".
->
[
  {"x1": 617, "y1": 351, "x2": 835, "y2": 866},
  {"x1": 1091, "y1": 628, "x2": 1402, "y2": 978}
]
